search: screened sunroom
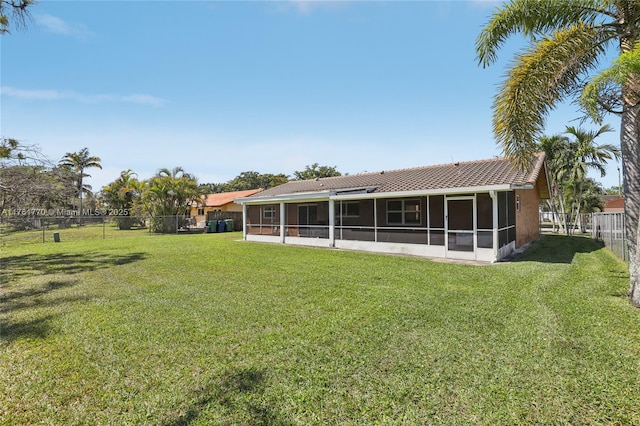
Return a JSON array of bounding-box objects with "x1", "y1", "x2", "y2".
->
[{"x1": 237, "y1": 155, "x2": 548, "y2": 262}]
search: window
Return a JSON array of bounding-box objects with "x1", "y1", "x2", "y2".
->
[
  {"x1": 263, "y1": 205, "x2": 276, "y2": 220},
  {"x1": 197, "y1": 208, "x2": 205, "y2": 216},
  {"x1": 387, "y1": 199, "x2": 421, "y2": 225},
  {"x1": 339, "y1": 201, "x2": 360, "y2": 217}
]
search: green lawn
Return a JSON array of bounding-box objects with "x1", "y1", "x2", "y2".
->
[{"x1": 1, "y1": 232, "x2": 639, "y2": 425}]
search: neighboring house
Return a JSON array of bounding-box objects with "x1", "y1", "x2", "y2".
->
[
  {"x1": 601, "y1": 195, "x2": 624, "y2": 213},
  {"x1": 235, "y1": 154, "x2": 550, "y2": 263},
  {"x1": 190, "y1": 189, "x2": 262, "y2": 225}
]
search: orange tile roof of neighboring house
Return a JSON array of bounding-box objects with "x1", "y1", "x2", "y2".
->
[
  {"x1": 246, "y1": 153, "x2": 548, "y2": 199},
  {"x1": 602, "y1": 194, "x2": 623, "y2": 202},
  {"x1": 603, "y1": 196, "x2": 624, "y2": 210},
  {"x1": 202, "y1": 189, "x2": 262, "y2": 207}
]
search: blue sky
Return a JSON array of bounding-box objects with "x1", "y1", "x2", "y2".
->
[{"x1": 1, "y1": 0, "x2": 623, "y2": 191}]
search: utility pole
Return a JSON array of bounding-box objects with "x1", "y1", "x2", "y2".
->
[{"x1": 618, "y1": 165, "x2": 622, "y2": 195}]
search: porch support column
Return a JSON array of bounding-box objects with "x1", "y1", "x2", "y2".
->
[
  {"x1": 374, "y1": 198, "x2": 378, "y2": 242},
  {"x1": 242, "y1": 203, "x2": 247, "y2": 240},
  {"x1": 490, "y1": 191, "x2": 498, "y2": 261},
  {"x1": 328, "y1": 199, "x2": 335, "y2": 247},
  {"x1": 280, "y1": 202, "x2": 286, "y2": 244}
]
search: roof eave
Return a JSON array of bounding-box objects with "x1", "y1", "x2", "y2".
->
[
  {"x1": 237, "y1": 185, "x2": 526, "y2": 203},
  {"x1": 335, "y1": 184, "x2": 516, "y2": 200},
  {"x1": 236, "y1": 190, "x2": 332, "y2": 204}
]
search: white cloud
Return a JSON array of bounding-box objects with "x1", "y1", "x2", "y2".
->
[
  {"x1": 1, "y1": 86, "x2": 167, "y2": 107},
  {"x1": 120, "y1": 94, "x2": 167, "y2": 107},
  {"x1": 35, "y1": 13, "x2": 93, "y2": 38},
  {"x1": 0, "y1": 86, "x2": 60, "y2": 100}
]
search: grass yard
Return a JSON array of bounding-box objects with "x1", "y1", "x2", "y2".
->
[
  {"x1": 1, "y1": 220, "x2": 154, "y2": 247},
  {"x1": 1, "y1": 231, "x2": 639, "y2": 425}
]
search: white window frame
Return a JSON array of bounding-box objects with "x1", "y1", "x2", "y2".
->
[
  {"x1": 386, "y1": 198, "x2": 421, "y2": 225},
  {"x1": 340, "y1": 201, "x2": 360, "y2": 218},
  {"x1": 263, "y1": 205, "x2": 276, "y2": 220}
]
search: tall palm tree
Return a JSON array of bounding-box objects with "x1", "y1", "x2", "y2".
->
[
  {"x1": 539, "y1": 134, "x2": 571, "y2": 233},
  {"x1": 565, "y1": 125, "x2": 621, "y2": 233},
  {"x1": 476, "y1": 0, "x2": 640, "y2": 306},
  {"x1": 59, "y1": 147, "x2": 102, "y2": 219}
]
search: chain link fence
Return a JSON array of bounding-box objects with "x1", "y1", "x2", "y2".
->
[
  {"x1": 0, "y1": 215, "x2": 239, "y2": 248},
  {"x1": 591, "y1": 212, "x2": 627, "y2": 261}
]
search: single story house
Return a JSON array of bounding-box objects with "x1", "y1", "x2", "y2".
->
[
  {"x1": 190, "y1": 189, "x2": 262, "y2": 226},
  {"x1": 235, "y1": 154, "x2": 550, "y2": 263}
]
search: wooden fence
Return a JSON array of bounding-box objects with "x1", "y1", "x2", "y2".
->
[{"x1": 206, "y1": 211, "x2": 244, "y2": 231}]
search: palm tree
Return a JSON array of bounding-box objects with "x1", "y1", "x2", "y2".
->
[
  {"x1": 476, "y1": 0, "x2": 640, "y2": 306},
  {"x1": 568, "y1": 177, "x2": 606, "y2": 233},
  {"x1": 59, "y1": 147, "x2": 102, "y2": 220},
  {"x1": 141, "y1": 167, "x2": 201, "y2": 233},
  {"x1": 539, "y1": 134, "x2": 571, "y2": 233},
  {"x1": 152, "y1": 167, "x2": 200, "y2": 215},
  {"x1": 101, "y1": 169, "x2": 139, "y2": 229},
  {"x1": 564, "y1": 125, "x2": 620, "y2": 233}
]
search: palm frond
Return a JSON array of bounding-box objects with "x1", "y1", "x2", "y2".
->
[
  {"x1": 580, "y1": 39, "x2": 640, "y2": 121},
  {"x1": 494, "y1": 24, "x2": 611, "y2": 170},
  {"x1": 476, "y1": 0, "x2": 608, "y2": 67}
]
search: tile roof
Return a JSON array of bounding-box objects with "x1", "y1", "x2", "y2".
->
[
  {"x1": 602, "y1": 195, "x2": 623, "y2": 202},
  {"x1": 247, "y1": 153, "x2": 547, "y2": 199},
  {"x1": 202, "y1": 189, "x2": 262, "y2": 206},
  {"x1": 603, "y1": 196, "x2": 624, "y2": 210}
]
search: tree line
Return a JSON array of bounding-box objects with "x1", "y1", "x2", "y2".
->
[
  {"x1": 0, "y1": 139, "x2": 342, "y2": 232},
  {"x1": 1, "y1": 136, "x2": 619, "y2": 235},
  {"x1": 102, "y1": 163, "x2": 342, "y2": 233}
]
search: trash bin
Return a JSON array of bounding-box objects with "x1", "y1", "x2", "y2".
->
[
  {"x1": 224, "y1": 219, "x2": 234, "y2": 232},
  {"x1": 53, "y1": 232, "x2": 60, "y2": 242},
  {"x1": 208, "y1": 220, "x2": 216, "y2": 233},
  {"x1": 216, "y1": 220, "x2": 226, "y2": 233}
]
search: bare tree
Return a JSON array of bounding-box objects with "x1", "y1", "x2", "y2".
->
[
  {"x1": 0, "y1": 138, "x2": 62, "y2": 220},
  {"x1": 0, "y1": 0, "x2": 34, "y2": 34}
]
